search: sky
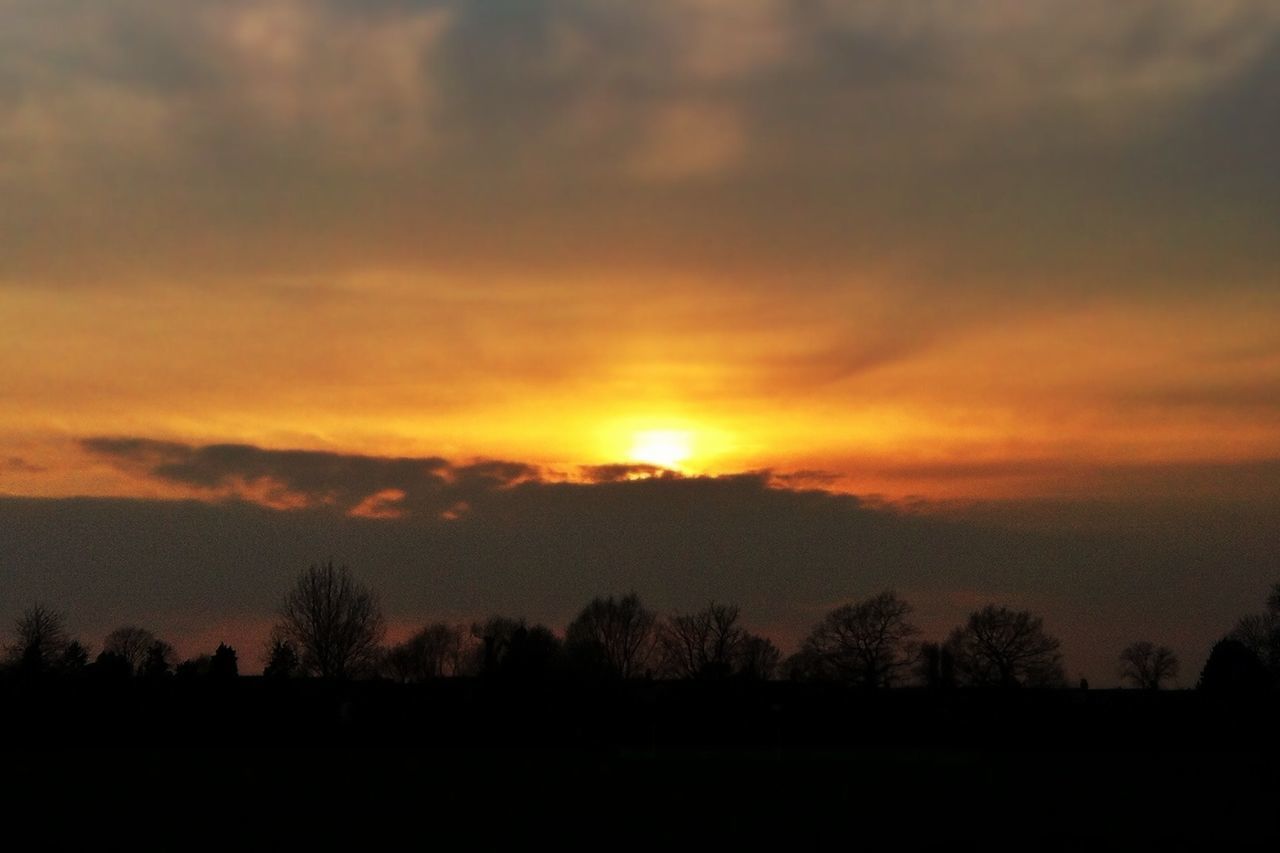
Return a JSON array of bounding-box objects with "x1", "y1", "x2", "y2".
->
[{"x1": 1, "y1": 1, "x2": 1278, "y2": 682}]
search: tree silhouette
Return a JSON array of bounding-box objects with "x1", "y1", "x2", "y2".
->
[
  {"x1": 474, "y1": 616, "x2": 563, "y2": 679},
  {"x1": 176, "y1": 655, "x2": 212, "y2": 678},
  {"x1": 659, "y1": 602, "x2": 737, "y2": 679},
  {"x1": 1228, "y1": 582, "x2": 1280, "y2": 675},
  {"x1": 916, "y1": 641, "x2": 957, "y2": 689},
  {"x1": 174, "y1": 644, "x2": 236, "y2": 679},
  {"x1": 658, "y1": 601, "x2": 762, "y2": 679},
  {"x1": 91, "y1": 651, "x2": 133, "y2": 680},
  {"x1": 1119, "y1": 641, "x2": 1178, "y2": 689},
  {"x1": 264, "y1": 638, "x2": 301, "y2": 679},
  {"x1": 947, "y1": 604, "x2": 1064, "y2": 688},
  {"x1": 7, "y1": 603, "x2": 70, "y2": 673},
  {"x1": 564, "y1": 593, "x2": 657, "y2": 679},
  {"x1": 798, "y1": 591, "x2": 920, "y2": 688},
  {"x1": 60, "y1": 640, "x2": 90, "y2": 673},
  {"x1": 383, "y1": 623, "x2": 470, "y2": 682},
  {"x1": 1198, "y1": 638, "x2": 1270, "y2": 692},
  {"x1": 140, "y1": 640, "x2": 176, "y2": 679},
  {"x1": 736, "y1": 633, "x2": 781, "y2": 680},
  {"x1": 274, "y1": 561, "x2": 386, "y2": 679},
  {"x1": 102, "y1": 625, "x2": 162, "y2": 675},
  {"x1": 780, "y1": 646, "x2": 824, "y2": 681},
  {"x1": 211, "y1": 643, "x2": 238, "y2": 679}
]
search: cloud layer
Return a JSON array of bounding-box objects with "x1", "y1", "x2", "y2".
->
[
  {"x1": 0, "y1": 437, "x2": 1266, "y2": 684},
  {"x1": 1, "y1": 0, "x2": 1277, "y2": 284}
]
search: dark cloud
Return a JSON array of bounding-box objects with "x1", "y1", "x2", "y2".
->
[
  {"x1": 81, "y1": 437, "x2": 537, "y2": 517},
  {"x1": 11, "y1": 437, "x2": 1280, "y2": 684}
]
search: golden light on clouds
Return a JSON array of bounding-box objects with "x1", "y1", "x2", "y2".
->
[{"x1": 1, "y1": 0, "x2": 1278, "y2": 507}]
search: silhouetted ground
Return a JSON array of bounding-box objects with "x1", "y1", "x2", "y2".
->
[{"x1": 4, "y1": 679, "x2": 1276, "y2": 848}]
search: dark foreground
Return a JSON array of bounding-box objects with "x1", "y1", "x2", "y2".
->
[{"x1": 6, "y1": 679, "x2": 1277, "y2": 848}]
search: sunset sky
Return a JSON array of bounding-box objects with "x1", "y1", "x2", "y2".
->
[{"x1": 2, "y1": 1, "x2": 1278, "y2": 681}]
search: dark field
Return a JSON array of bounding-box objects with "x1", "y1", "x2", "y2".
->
[{"x1": 6, "y1": 680, "x2": 1277, "y2": 847}]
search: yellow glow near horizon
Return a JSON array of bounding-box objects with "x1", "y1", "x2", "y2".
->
[{"x1": 628, "y1": 429, "x2": 695, "y2": 470}]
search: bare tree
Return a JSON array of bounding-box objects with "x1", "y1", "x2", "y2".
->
[
  {"x1": 1229, "y1": 582, "x2": 1280, "y2": 674},
  {"x1": 799, "y1": 591, "x2": 920, "y2": 688},
  {"x1": 274, "y1": 561, "x2": 386, "y2": 679},
  {"x1": 7, "y1": 603, "x2": 70, "y2": 672},
  {"x1": 658, "y1": 601, "x2": 748, "y2": 679},
  {"x1": 947, "y1": 604, "x2": 1064, "y2": 688},
  {"x1": 564, "y1": 593, "x2": 657, "y2": 679},
  {"x1": 102, "y1": 625, "x2": 161, "y2": 674},
  {"x1": 383, "y1": 623, "x2": 471, "y2": 682},
  {"x1": 1119, "y1": 640, "x2": 1179, "y2": 689}
]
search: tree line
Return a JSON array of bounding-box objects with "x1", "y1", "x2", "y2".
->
[{"x1": 7, "y1": 561, "x2": 1280, "y2": 690}]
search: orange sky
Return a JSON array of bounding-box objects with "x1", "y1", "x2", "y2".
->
[
  {"x1": 2, "y1": 0, "x2": 1279, "y2": 505},
  {"x1": 3, "y1": 277, "x2": 1278, "y2": 502}
]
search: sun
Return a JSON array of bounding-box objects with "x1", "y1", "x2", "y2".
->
[{"x1": 627, "y1": 429, "x2": 695, "y2": 470}]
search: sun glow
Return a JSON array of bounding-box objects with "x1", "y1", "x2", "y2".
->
[{"x1": 628, "y1": 429, "x2": 695, "y2": 470}]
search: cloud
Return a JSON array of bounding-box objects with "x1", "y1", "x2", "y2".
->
[
  {"x1": 5, "y1": 447, "x2": 1280, "y2": 684},
  {"x1": 81, "y1": 437, "x2": 538, "y2": 518},
  {"x1": 2, "y1": 456, "x2": 45, "y2": 474},
  {"x1": 60, "y1": 436, "x2": 1280, "y2": 682},
  {"x1": 769, "y1": 469, "x2": 844, "y2": 488},
  {"x1": 579, "y1": 463, "x2": 679, "y2": 483},
  {"x1": 1, "y1": 0, "x2": 1277, "y2": 287}
]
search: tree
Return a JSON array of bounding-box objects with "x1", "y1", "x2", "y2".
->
[
  {"x1": 1119, "y1": 641, "x2": 1179, "y2": 690},
  {"x1": 274, "y1": 561, "x2": 386, "y2": 679},
  {"x1": 659, "y1": 601, "x2": 742, "y2": 679},
  {"x1": 564, "y1": 593, "x2": 657, "y2": 679},
  {"x1": 264, "y1": 638, "x2": 300, "y2": 680},
  {"x1": 798, "y1": 591, "x2": 919, "y2": 688},
  {"x1": 60, "y1": 640, "x2": 91, "y2": 673},
  {"x1": 175, "y1": 645, "x2": 236, "y2": 679},
  {"x1": 102, "y1": 625, "x2": 162, "y2": 675},
  {"x1": 473, "y1": 616, "x2": 563, "y2": 679},
  {"x1": 916, "y1": 641, "x2": 957, "y2": 689},
  {"x1": 7, "y1": 603, "x2": 70, "y2": 673},
  {"x1": 382, "y1": 623, "x2": 470, "y2": 682},
  {"x1": 140, "y1": 640, "x2": 176, "y2": 679},
  {"x1": 947, "y1": 604, "x2": 1064, "y2": 688},
  {"x1": 91, "y1": 651, "x2": 133, "y2": 680},
  {"x1": 211, "y1": 643, "x2": 238, "y2": 679},
  {"x1": 1198, "y1": 638, "x2": 1270, "y2": 692},
  {"x1": 175, "y1": 655, "x2": 213, "y2": 679},
  {"x1": 658, "y1": 601, "x2": 770, "y2": 680},
  {"x1": 780, "y1": 646, "x2": 825, "y2": 681},
  {"x1": 1231, "y1": 613, "x2": 1280, "y2": 670},
  {"x1": 1228, "y1": 582, "x2": 1280, "y2": 675},
  {"x1": 736, "y1": 633, "x2": 781, "y2": 681}
]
